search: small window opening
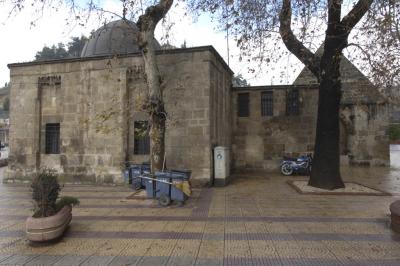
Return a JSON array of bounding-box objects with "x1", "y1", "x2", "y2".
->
[
  {"x1": 134, "y1": 121, "x2": 150, "y2": 155},
  {"x1": 45, "y1": 123, "x2": 60, "y2": 154},
  {"x1": 286, "y1": 89, "x2": 300, "y2": 116},
  {"x1": 238, "y1": 93, "x2": 250, "y2": 117},
  {"x1": 261, "y1": 91, "x2": 273, "y2": 116}
]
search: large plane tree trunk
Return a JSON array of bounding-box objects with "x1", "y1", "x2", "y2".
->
[
  {"x1": 309, "y1": 48, "x2": 344, "y2": 189},
  {"x1": 137, "y1": 0, "x2": 173, "y2": 173},
  {"x1": 280, "y1": 0, "x2": 373, "y2": 189}
]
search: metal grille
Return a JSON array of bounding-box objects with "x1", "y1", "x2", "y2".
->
[
  {"x1": 45, "y1": 123, "x2": 60, "y2": 154},
  {"x1": 286, "y1": 89, "x2": 300, "y2": 115},
  {"x1": 367, "y1": 103, "x2": 377, "y2": 120},
  {"x1": 237, "y1": 93, "x2": 249, "y2": 117},
  {"x1": 261, "y1": 91, "x2": 273, "y2": 116},
  {"x1": 134, "y1": 121, "x2": 150, "y2": 155}
]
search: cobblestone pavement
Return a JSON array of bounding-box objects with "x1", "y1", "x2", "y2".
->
[{"x1": 0, "y1": 166, "x2": 400, "y2": 265}]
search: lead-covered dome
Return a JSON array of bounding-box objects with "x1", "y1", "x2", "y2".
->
[{"x1": 81, "y1": 19, "x2": 160, "y2": 58}]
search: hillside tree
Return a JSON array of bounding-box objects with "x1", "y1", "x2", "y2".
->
[{"x1": 35, "y1": 36, "x2": 89, "y2": 61}]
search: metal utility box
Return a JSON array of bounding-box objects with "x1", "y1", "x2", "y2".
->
[{"x1": 214, "y1": 146, "x2": 230, "y2": 186}]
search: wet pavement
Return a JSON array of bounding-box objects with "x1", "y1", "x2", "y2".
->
[{"x1": 0, "y1": 155, "x2": 399, "y2": 265}]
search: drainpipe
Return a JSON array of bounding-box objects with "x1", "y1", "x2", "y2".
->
[{"x1": 36, "y1": 79, "x2": 43, "y2": 170}]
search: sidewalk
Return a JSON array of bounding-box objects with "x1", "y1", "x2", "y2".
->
[{"x1": 0, "y1": 166, "x2": 399, "y2": 265}]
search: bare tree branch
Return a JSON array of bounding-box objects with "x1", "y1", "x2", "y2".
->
[
  {"x1": 137, "y1": 0, "x2": 173, "y2": 34},
  {"x1": 279, "y1": 0, "x2": 320, "y2": 78},
  {"x1": 341, "y1": 0, "x2": 374, "y2": 33}
]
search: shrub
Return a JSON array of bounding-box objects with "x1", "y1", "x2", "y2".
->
[
  {"x1": 31, "y1": 168, "x2": 60, "y2": 218},
  {"x1": 56, "y1": 196, "x2": 80, "y2": 211},
  {"x1": 389, "y1": 124, "x2": 400, "y2": 142}
]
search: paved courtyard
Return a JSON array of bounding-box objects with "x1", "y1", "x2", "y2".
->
[{"x1": 0, "y1": 165, "x2": 399, "y2": 265}]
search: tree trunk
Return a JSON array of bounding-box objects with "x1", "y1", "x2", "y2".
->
[
  {"x1": 149, "y1": 102, "x2": 166, "y2": 172},
  {"x1": 137, "y1": 0, "x2": 173, "y2": 173},
  {"x1": 279, "y1": 0, "x2": 376, "y2": 189},
  {"x1": 140, "y1": 37, "x2": 166, "y2": 173},
  {"x1": 309, "y1": 56, "x2": 345, "y2": 189}
]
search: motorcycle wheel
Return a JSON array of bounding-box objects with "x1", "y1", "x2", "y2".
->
[{"x1": 281, "y1": 163, "x2": 294, "y2": 176}]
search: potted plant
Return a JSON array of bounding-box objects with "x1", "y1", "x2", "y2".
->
[{"x1": 26, "y1": 168, "x2": 79, "y2": 242}]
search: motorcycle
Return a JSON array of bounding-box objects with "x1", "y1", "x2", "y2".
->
[{"x1": 280, "y1": 154, "x2": 313, "y2": 176}]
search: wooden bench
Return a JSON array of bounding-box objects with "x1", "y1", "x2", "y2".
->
[{"x1": 390, "y1": 200, "x2": 400, "y2": 233}]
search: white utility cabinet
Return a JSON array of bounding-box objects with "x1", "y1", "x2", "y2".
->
[{"x1": 214, "y1": 146, "x2": 230, "y2": 186}]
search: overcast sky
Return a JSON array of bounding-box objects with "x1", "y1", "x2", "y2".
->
[{"x1": 0, "y1": 0, "x2": 305, "y2": 87}]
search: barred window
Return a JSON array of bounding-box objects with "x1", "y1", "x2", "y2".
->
[
  {"x1": 367, "y1": 103, "x2": 377, "y2": 120},
  {"x1": 261, "y1": 91, "x2": 273, "y2": 116},
  {"x1": 134, "y1": 121, "x2": 150, "y2": 155},
  {"x1": 45, "y1": 123, "x2": 60, "y2": 154},
  {"x1": 237, "y1": 93, "x2": 249, "y2": 117},
  {"x1": 286, "y1": 89, "x2": 300, "y2": 115}
]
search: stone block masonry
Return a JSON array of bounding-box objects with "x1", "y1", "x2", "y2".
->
[{"x1": 7, "y1": 46, "x2": 233, "y2": 185}]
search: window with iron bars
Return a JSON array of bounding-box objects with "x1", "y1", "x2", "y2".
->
[
  {"x1": 45, "y1": 123, "x2": 60, "y2": 154},
  {"x1": 261, "y1": 91, "x2": 273, "y2": 116},
  {"x1": 367, "y1": 103, "x2": 377, "y2": 120},
  {"x1": 134, "y1": 121, "x2": 150, "y2": 155},
  {"x1": 237, "y1": 93, "x2": 250, "y2": 117},
  {"x1": 286, "y1": 89, "x2": 300, "y2": 115}
]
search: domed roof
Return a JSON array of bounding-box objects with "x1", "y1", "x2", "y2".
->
[{"x1": 81, "y1": 19, "x2": 160, "y2": 58}]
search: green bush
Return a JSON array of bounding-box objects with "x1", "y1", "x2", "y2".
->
[
  {"x1": 31, "y1": 168, "x2": 60, "y2": 218},
  {"x1": 389, "y1": 124, "x2": 400, "y2": 142},
  {"x1": 31, "y1": 168, "x2": 79, "y2": 218},
  {"x1": 56, "y1": 196, "x2": 80, "y2": 211}
]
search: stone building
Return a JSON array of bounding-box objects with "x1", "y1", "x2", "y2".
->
[
  {"x1": 6, "y1": 19, "x2": 389, "y2": 184},
  {"x1": 389, "y1": 86, "x2": 400, "y2": 124},
  {"x1": 6, "y1": 20, "x2": 232, "y2": 185},
  {"x1": 232, "y1": 56, "x2": 390, "y2": 170}
]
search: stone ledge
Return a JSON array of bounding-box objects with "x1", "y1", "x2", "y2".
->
[{"x1": 288, "y1": 180, "x2": 391, "y2": 196}]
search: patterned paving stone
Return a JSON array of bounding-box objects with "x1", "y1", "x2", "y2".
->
[
  {"x1": 0, "y1": 168, "x2": 399, "y2": 265},
  {"x1": 52, "y1": 255, "x2": 90, "y2": 265},
  {"x1": 0, "y1": 254, "x2": 36, "y2": 265},
  {"x1": 0, "y1": 254, "x2": 13, "y2": 264},
  {"x1": 166, "y1": 256, "x2": 196, "y2": 266},
  {"x1": 80, "y1": 255, "x2": 115, "y2": 265},
  {"x1": 108, "y1": 255, "x2": 141, "y2": 265},
  {"x1": 195, "y1": 258, "x2": 223, "y2": 266},
  {"x1": 24, "y1": 254, "x2": 62, "y2": 265},
  {"x1": 136, "y1": 255, "x2": 169, "y2": 265}
]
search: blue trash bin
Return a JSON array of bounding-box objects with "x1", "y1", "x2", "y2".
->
[
  {"x1": 123, "y1": 170, "x2": 129, "y2": 183},
  {"x1": 142, "y1": 175, "x2": 155, "y2": 198},
  {"x1": 127, "y1": 164, "x2": 142, "y2": 190},
  {"x1": 141, "y1": 163, "x2": 151, "y2": 187},
  {"x1": 169, "y1": 170, "x2": 191, "y2": 203},
  {"x1": 170, "y1": 169, "x2": 191, "y2": 180},
  {"x1": 154, "y1": 171, "x2": 171, "y2": 195}
]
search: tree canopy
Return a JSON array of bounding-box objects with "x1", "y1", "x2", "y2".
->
[
  {"x1": 232, "y1": 74, "x2": 250, "y2": 87},
  {"x1": 186, "y1": 0, "x2": 399, "y2": 88},
  {"x1": 35, "y1": 36, "x2": 88, "y2": 61}
]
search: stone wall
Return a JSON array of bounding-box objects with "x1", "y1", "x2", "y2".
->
[
  {"x1": 126, "y1": 49, "x2": 232, "y2": 185},
  {"x1": 7, "y1": 47, "x2": 232, "y2": 185},
  {"x1": 232, "y1": 83, "x2": 390, "y2": 171},
  {"x1": 232, "y1": 85, "x2": 318, "y2": 171},
  {"x1": 8, "y1": 59, "x2": 130, "y2": 183},
  {"x1": 231, "y1": 55, "x2": 389, "y2": 172}
]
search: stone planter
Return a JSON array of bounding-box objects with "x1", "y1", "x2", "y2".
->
[{"x1": 26, "y1": 205, "x2": 72, "y2": 242}]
